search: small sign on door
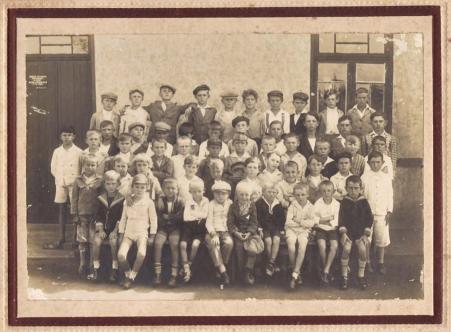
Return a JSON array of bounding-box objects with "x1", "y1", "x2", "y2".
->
[{"x1": 28, "y1": 75, "x2": 48, "y2": 89}]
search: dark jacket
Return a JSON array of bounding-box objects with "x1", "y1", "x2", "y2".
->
[
  {"x1": 187, "y1": 106, "x2": 217, "y2": 144},
  {"x1": 106, "y1": 137, "x2": 120, "y2": 156},
  {"x1": 95, "y1": 192, "x2": 125, "y2": 233},
  {"x1": 71, "y1": 175, "x2": 103, "y2": 216},
  {"x1": 144, "y1": 101, "x2": 185, "y2": 144},
  {"x1": 132, "y1": 142, "x2": 149, "y2": 155},
  {"x1": 255, "y1": 197, "x2": 285, "y2": 232},
  {"x1": 155, "y1": 195, "x2": 185, "y2": 233},
  {"x1": 298, "y1": 134, "x2": 317, "y2": 161},
  {"x1": 338, "y1": 195, "x2": 373, "y2": 240},
  {"x1": 227, "y1": 202, "x2": 258, "y2": 235},
  {"x1": 290, "y1": 113, "x2": 307, "y2": 136},
  {"x1": 322, "y1": 160, "x2": 338, "y2": 179},
  {"x1": 151, "y1": 155, "x2": 174, "y2": 184}
]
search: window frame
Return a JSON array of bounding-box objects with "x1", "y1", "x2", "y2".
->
[{"x1": 310, "y1": 34, "x2": 394, "y2": 131}]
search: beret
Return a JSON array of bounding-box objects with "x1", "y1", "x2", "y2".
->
[
  {"x1": 160, "y1": 84, "x2": 176, "y2": 93},
  {"x1": 207, "y1": 138, "x2": 223, "y2": 148},
  {"x1": 267, "y1": 90, "x2": 283, "y2": 99},
  {"x1": 211, "y1": 180, "x2": 231, "y2": 192},
  {"x1": 232, "y1": 116, "x2": 250, "y2": 127},
  {"x1": 292, "y1": 91, "x2": 309, "y2": 102},
  {"x1": 101, "y1": 92, "x2": 118, "y2": 101},
  {"x1": 128, "y1": 122, "x2": 145, "y2": 131},
  {"x1": 154, "y1": 121, "x2": 171, "y2": 132},
  {"x1": 132, "y1": 173, "x2": 148, "y2": 185},
  {"x1": 193, "y1": 84, "x2": 210, "y2": 96},
  {"x1": 221, "y1": 90, "x2": 239, "y2": 98}
]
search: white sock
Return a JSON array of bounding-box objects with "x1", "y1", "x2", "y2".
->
[
  {"x1": 93, "y1": 261, "x2": 100, "y2": 269},
  {"x1": 112, "y1": 260, "x2": 118, "y2": 269},
  {"x1": 129, "y1": 271, "x2": 137, "y2": 280}
]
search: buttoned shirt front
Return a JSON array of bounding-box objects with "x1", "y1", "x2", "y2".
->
[
  {"x1": 361, "y1": 169, "x2": 393, "y2": 215},
  {"x1": 184, "y1": 197, "x2": 209, "y2": 222},
  {"x1": 313, "y1": 197, "x2": 340, "y2": 231},
  {"x1": 51, "y1": 144, "x2": 82, "y2": 186},
  {"x1": 206, "y1": 199, "x2": 233, "y2": 233}
]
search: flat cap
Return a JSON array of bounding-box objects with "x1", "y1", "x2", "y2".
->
[
  {"x1": 154, "y1": 121, "x2": 171, "y2": 132},
  {"x1": 267, "y1": 90, "x2": 283, "y2": 99},
  {"x1": 193, "y1": 84, "x2": 210, "y2": 96},
  {"x1": 221, "y1": 90, "x2": 239, "y2": 98},
  {"x1": 160, "y1": 84, "x2": 176, "y2": 93},
  {"x1": 132, "y1": 173, "x2": 148, "y2": 185},
  {"x1": 128, "y1": 122, "x2": 145, "y2": 131},
  {"x1": 101, "y1": 92, "x2": 118, "y2": 101},
  {"x1": 232, "y1": 116, "x2": 250, "y2": 127},
  {"x1": 211, "y1": 180, "x2": 231, "y2": 192},
  {"x1": 292, "y1": 91, "x2": 309, "y2": 102}
]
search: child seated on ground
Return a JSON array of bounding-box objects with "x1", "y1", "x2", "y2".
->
[
  {"x1": 276, "y1": 161, "x2": 301, "y2": 209},
  {"x1": 330, "y1": 152, "x2": 353, "y2": 202},
  {"x1": 114, "y1": 155, "x2": 133, "y2": 197},
  {"x1": 303, "y1": 154, "x2": 329, "y2": 203},
  {"x1": 171, "y1": 135, "x2": 193, "y2": 179},
  {"x1": 180, "y1": 178, "x2": 209, "y2": 283},
  {"x1": 228, "y1": 116, "x2": 259, "y2": 157},
  {"x1": 150, "y1": 138, "x2": 175, "y2": 185},
  {"x1": 224, "y1": 133, "x2": 251, "y2": 177},
  {"x1": 117, "y1": 174, "x2": 158, "y2": 289},
  {"x1": 91, "y1": 170, "x2": 124, "y2": 282},
  {"x1": 280, "y1": 133, "x2": 307, "y2": 179},
  {"x1": 71, "y1": 155, "x2": 104, "y2": 278},
  {"x1": 345, "y1": 135, "x2": 365, "y2": 176},
  {"x1": 238, "y1": 157, "x2": 262, "y2": 202},
  {"x1": 177, "y1": 155, "x2": 202, "y2": 203},
  {"x1": 198, "y1": 120, "x2": 229, "y2": 160},
  {"x1": 255, "y1": 182, "x2": 285, "y2": 277},
  {"x1": 153, "y1": 178, "x2": 185, "y2": 288},
  {"x1": 205, "y1": 181, "x2": 234, "y2": 287},
  {"x1": 257, "y1": 152, "x2": 283, "y2": 185},
  {"x1": 313, "y1": 180, "x2": 340, "y2": 285},
  {"x1": 338, "y1": 175, "x2": 373, "y2": 290},
  {"x1": 228, "y1": 182, "x2": 262, "y2": 285},
  {"x1": 285, "y1": 182, "x2": 317, "y2": 289}
]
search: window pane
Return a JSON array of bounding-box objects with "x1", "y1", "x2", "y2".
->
[
  {"x1": 318, "y1": 63, "x2": 347, "y2": 82},
  {"x1": 72, "y1": 36, "x2": 89, "y2": 54},
  {"x1": 319, "y1": 33, "x2": 334, "y2": 53},
  {"x1": 40, "y1": 35, "x2": 72, "y2": 44},
  {"x1": 369, "y1": 34, "x2": 385, "y2": 53},
  {"x1": 26, "y1": 36, "x2": 40, "y2": 54},
  {"x1": 356, "y1": 83, "x2": 385, "y2": 113},
  {"x1": 356, "y1": 63, "x2": 385, "y2": 83},
  {"x1": 336, "y1": 44, "x2": 368, "y2": 53},
  {"x1": 317, "y1": 63, "x2": 348, "y2": 112},
  {"x1": 40, "y1": 45, "x2": 72, "y2": 54},
  {"x1": 336, "y1": 33, "x2": 368, "y2": 43}
]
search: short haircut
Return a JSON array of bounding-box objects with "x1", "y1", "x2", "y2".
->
[
  {"x1": 356, "y1": 87, "x2": 369, "y2": 95},
  {"x1": 152, "y1": 138, "x2": 167, "y2": 148},
  {"x1": 261, "y1": 181, "x2": 278, "y2": 191},
  {"x1": 371, "y1": 135, "x2": 387, "y2": 145},
  {"x1": 210, "y1": 158, "x2": 224, "y2": 170},
  {"x1": 162, "y1": 177, "x2": 178, "y2": 188},
  {"x1": 184, "y1": 155, "x2": 199, "y2": 166},
  {"x1": 267, "y1": 152, "x2": 281, "y2": 160},
  {"x1": 113, "y1": 155, "x2": 129, "y2": 165},
  {"x1": 338, "y1": 115, "x2": 352, "y2": 124},
  {"x1": 86, "y1": 129, "x2": 101, "y2": 139},
  {"x1": 118, "y1": 133, "x2": 133, "y2": 142},
  {"x1": 132, "y1": 153, "x2": 151, "y2": 166},
  {"x1": 189, "y1": 178, "x2": 205, "y2": 191},
  {"x1": 232, "y1": 116, "x2": 250, "y2": 128},
  {"x1": 208, "y1": 120, "x2": 224, "y2": 132},
  {"x1": 178, "y1": 122, "x2": 194, "y2": 136},
  {"x1": 242, "y1": 89, "x2": 259, "y2": 100},
  {"x1": 367, "y1": 151, "x2": 384, "y2": 162},
  {"x1": 244, "y1": 157, "x2": 260, "y2": 167},
  {"x1": 83, "y1": 155, "x2": 98, "y2": 166},
  {"x1": 129, "y1": 89, "x2": 144, "y2": 97},
  {"x1": 100, "y1": 120, "x2": 114, "y2": 129},
  {"x1": 104, "y1": 170, "x2": 121, "y2": 182},
  {"x1": 315, "y1": 139, "x2": 331, "y2": 149},
  {"x1": 324, "y1": 90, "x2": 338, "y2": 99},
  {"x1": 319, "y1": 180, "x2": 335, "y2": 191},
  {"x1": 308, "y1": 154, "x2": 323, "y2": 165},
  {"x1": 293, "y1": 182, "x2": 309, "y2": 193},
  {"x1": 283, "y1": 132, "x2": 300, "y2": 142},
  {"x1": 303, "y1": 112, "x2": 320, "y2": 123},
  {"x1": 346, "y1": 175, "x2": 363, "y2": 188},
  {"x1": 284, "y1": 160, "x2": 299, "y2": 171},
  {"x1": 269, "y1": 120, "x2": 283, "y2": 128},
  {"x1": 336, "y1": 151, "x2": 353, "y2": 162},
  {"x1": 370, "y1": 112, "x2": 385, "y2": 121},
  {"x1": 177, "y1": 135, "x2": 192, "y2": 145},
  {"x1": 346, "y1": 135, "x2": 361, "y2": 145},
  {"x1": 261, "y1": 134, "x2": 276, "y2": 143},
  {"x1": 235, "y1": 181, "x2": 252, "y2": 195},
  {"x1": 59, "y1": 125, "x2": 76, "y2": 135}
]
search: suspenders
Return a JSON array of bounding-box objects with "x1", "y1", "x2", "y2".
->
[{"x1": 265, "y1": 111, "x2": 285, "y2": 133}]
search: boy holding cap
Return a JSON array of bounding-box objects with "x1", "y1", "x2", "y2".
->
[
  {"x1": 290, "y1": 91, "x2": 309, "y2": 136},
  {"x1": 90, "y1": 92, "x2": 120, "y2": 136},
  {"x1": 215, "y1": 90, "x2": 241, "y2": 143},
  {"x1": 347, "y1": 87, "x2": 375, "y2": 137},
  {"x1": 263, "y1": 90, "x2": 290, "y2": 135}
]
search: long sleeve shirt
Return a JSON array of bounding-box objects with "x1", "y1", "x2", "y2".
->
[
  {"x1": 70, "y1": 174, "x2": 103, "y2": 216},
  {"x1": 183, "y1": 197, "x2": 209, "y2": 222},
  {"x1": 50, "y1": 144, "x2": 82, "y2": 186},
  {"x1": 205, "y1": 199, "x2": 233, "y2": 234},
  {"x1": 227, "y1": 202, "x2": 259, "y2": 235},
  {"x1": 313, "y1": 197, "x2": 340, "y2": 231},
  {"x1": 276, "y1": 180, "x2": 299, "y2": 208},
  {"x1": 361, "y1": 168, "x2": 393, "y2": 216},
  {"x1": 118, "y1": 196, "x2": 158, "y2": 236},
  {"x1": 330, "y1": 172, "x2": 352, "y2": 201},
  {"x1": 280, "y1": 152, "x2": 307, "y2": 178},
  {"x1": 285, "y1": 200, "x2": 317, "y2": 231},
  {"x1": 255, "y1": 197, "x2": 285, "y2": 232}
]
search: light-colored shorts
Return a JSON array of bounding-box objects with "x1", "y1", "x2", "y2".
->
[
  {"x1": 285, "y1": 229, "x2": 310, "y2": 248},
  {"x1": 76, "y1": 215, "x2": 95, "y2": 244},
  {"x1": 54, "y1": 184, "x2": 73, "y2": 204},
  {"x1": 124, "y1": 233, "x2": 148, "y2": 243},
  {"x1": 372, "y1": 215, "x2": 390, "y2": 247}
]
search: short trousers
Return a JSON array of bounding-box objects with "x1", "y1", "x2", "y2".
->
[
  {"x1": 285, "y1": 229, "x2": 310, "y2": 248},
  {"x1": 97, "y1": 223, "x2": 119, "y2": 241},
  {"x1": 124, "y1": 233, "x2": 148, "y2": 243},
  {"x1": 263, "y1": 227, "x2": 282, "y2": 239},
  {"x1": 76, "y1": 215, "x2": 95, "y2": 244},
  {"x1": 316, "y1": 228, "x2": 338, "y2": 241},
  {"x1": 54, "y1": 184, "x2": 73, "y2": 204},
  {"x1": 181, "y1": 221, "x2": 206, "y2": 243},
  {"x1": 372, "y1": 215, "x2": 390, "y2": 247}
]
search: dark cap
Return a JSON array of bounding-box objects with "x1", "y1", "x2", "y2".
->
[
  {"x1": 193, "y1": 84, "x2": 210, "y2": 96},
  {"x1": 128, "y1": 122, "x2": 145, "y2": 131},
  {"x1": 160, "y1": 84, "x2": 176, "y2": 93},
  {"x1": 267, "y1": 90, "x2": 284, "y2": 99},
  {"x1": 292, "y1": 91, "x2": 309, "y2": 102},
  {"x1": 232, "y1": 116, "x2": 250, "y2": 127}
]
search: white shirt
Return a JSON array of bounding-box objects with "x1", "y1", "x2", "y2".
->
[
  {"x1": 307, "y1": 138, "x2": 316, "y2": 151},
  {"x1": 363, "y1": 154, "x2": 394, "y2": 180},
  {"x1": 361, "y1": 168, "x2": 393, "y2": 215},
  {"x1": 119, "y1": 106, "x2": 149, "y2": 134},
  {"x1": 177, "y1": 175, "x2": 202, "y2": 203},
  {"x1": 117, "y1": 151, "x2": 132, "y2": 165},
  {"x1": 239, "y1": 178, "x2": 262, "y2": 201},
  {"x1": 264, "y1": 109, "x2": 291, "y2": 134},
  {"x1": 285, "y1": 200, "x2": 317, "y2": 231},
  {"x1": 51, "y1": 144, "x2": 82, "y2": 186},
  {"x1": 99, "y1": 142, "x2": 111, "y2": 155},
  {"x1": 171, "y1": 154, "x2": 188, "y2": 179},
  {"x1": 183, "y1": 197, "x2": 210, "y2": 222},
  {"x1": 198, "y1": 104, "x2": 211, "y2": 117},
  {"x1": 313, "y1": 197, "x2": 340, "y2": 231},
  {"x1": 118, "y1": 173, "x2": 133, "y2": 196},
  {"x1": 325, "y1": 107, "x2": 340, "y2": 135},
  {"x1": 198, "y1": 141, "x2": 229, "y2": 160},
  {"x1": 330, "y1": 172, "x2": 351, "y2": 200},
  {"x1": 274, "y1": 140, "x2": 287, "y2": 156},
  {"x1": 118, "y1": 196, "x2": 158, "y2": 237},
  {"x1": 102, "y1": 109, "x2": 113, "y2": 122},
  {"x1": 336, "y1": 134, "x2": 346, "y2": 147},
  {"x1": 206, "y1": 199, "x2": 233, "y2": 233}
]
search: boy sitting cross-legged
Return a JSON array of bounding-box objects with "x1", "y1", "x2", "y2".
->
[
  {"x1": 338, "y1": 175, "x2": 373, "y2": 290},
  {"x1": 91, "y1": 170, "x2": 124, "y2": 282}
]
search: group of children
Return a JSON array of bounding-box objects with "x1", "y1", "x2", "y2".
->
[{"x1": 47, "y1": 84, "x2": 396, "y2": 291}]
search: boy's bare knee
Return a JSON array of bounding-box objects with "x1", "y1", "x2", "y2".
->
[
  {"x1": 179, "y1": 241, "x2": 187, "y2": 250},
  {"x1": 192, "y1": 239, "x2": 201, "y2": 248}
]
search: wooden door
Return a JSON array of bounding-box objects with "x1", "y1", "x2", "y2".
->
[{"x1": 26, "y1": 56, "x2": 94, "y2": 223}]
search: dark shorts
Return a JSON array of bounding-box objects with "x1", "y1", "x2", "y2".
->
[
  {"x1": 263, "y1": 228, "x2": 282, "y2": 239},
  {"x1": 316, "y1": 228, "x2": 338, "y2": 241},
  {"x1": 181, "y1": 221, "x2": 207, "y2": 243}
]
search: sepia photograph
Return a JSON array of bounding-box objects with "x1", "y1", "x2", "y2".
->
[{"x1": 6, "y1": 4, "x2": 442, "y2": 325}]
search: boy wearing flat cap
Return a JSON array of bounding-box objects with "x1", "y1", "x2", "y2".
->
[
  {"x1": 215, "y1": 90, "x2": 241, "y2": 143},
  {"x1": 148, "y1": 121, "x2": 173, "y2": 158},
  {"x1": 185, "y1": 84, "x2": 218, "y2": 145},
  {"x1": 290, "y1": 91, "x2": 309, "y2": 136},
  {"x1": 90, "y1": 92, "x2": 120, "y2": 137},
  {"x1": 118, "y1": 89, "x2": 151, "y2": 139},
  {"x1": 263, "y1": 90, "x2": 290, "y2": 135},
  {"x1": 144, "y1": 84, "x2": 186, "y2": 145},
  {"x1": 128, "y1": 122, "x2": 150, "y2": 156}
]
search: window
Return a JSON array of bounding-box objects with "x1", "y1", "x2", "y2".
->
[
  {"x1": 26, "y1": 35, "x2": 90, "y2": 55},
  {"x1": 311, "y1": 33, "x2": 393, "y2": 128}
]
